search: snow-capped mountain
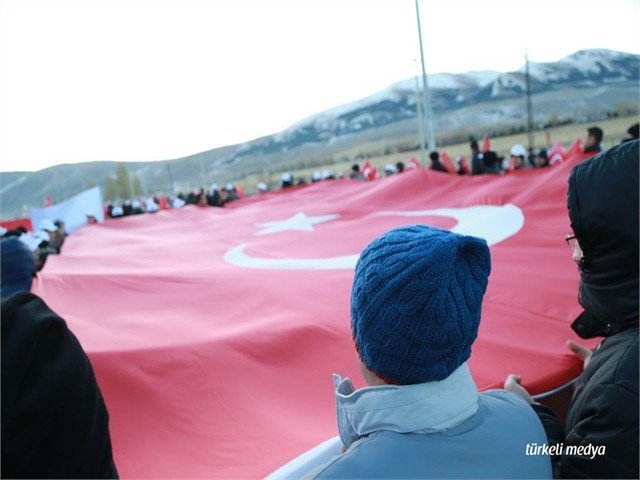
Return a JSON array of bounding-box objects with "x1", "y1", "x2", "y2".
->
[
  {"x1": 221, "y1": 49, "x2": 638, "y2": 165},
  {"x1": 1, "y1": 49, "x2": 638, "y2": 219}
]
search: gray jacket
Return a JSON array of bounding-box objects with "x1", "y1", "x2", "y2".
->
[{"x1": 312, "y1": 363, "x2": 552, "y2": 479}]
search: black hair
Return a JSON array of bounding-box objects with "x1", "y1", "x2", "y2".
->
[{"x1": 588, "y1": 127, "x2": 603, "y2": 143}]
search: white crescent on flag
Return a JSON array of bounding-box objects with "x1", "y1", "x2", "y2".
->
[{"x1": 224, "y1": 204, "x2": 525, "y2": 270}]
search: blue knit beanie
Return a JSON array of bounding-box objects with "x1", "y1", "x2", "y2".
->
[
  {"x1": 351, "y1": 225, "x2": 491, "y2": 385},
  {"x1": 1, "y1": 237, "x2": 36, "y2": 299}
]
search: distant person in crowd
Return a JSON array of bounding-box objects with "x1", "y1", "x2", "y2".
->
[
  {"x1": 2, "y1": 291, "x2": 119, "y2": 478},
  {"x1": 470, "y1": 140, "x2": 485, "y2": 175},
  {"x1": 185, "y1": 190, "x2": 198, "y2": 205},
  {"x1": 122, "y1": 200, "x2": 133, "y2": 216},
  {"x1": 321, "y1": 170, "x2": 335, "y2": 181},
  {"x1": 428, "y1": 151, "x2": 447, "y2": 172},
  {"x1": 86, "y1": 213, "x2": 99, "y2": 224},
  {"x1": 1, "y1": 226, "x2": 27, "y2": 239},
  {"x1": 131, "y1": 200, "x2": 144, "y2": 214},
  {"x1": 535, "y1": 148, "x2": 550, "y2": 168},
  {"x1": 622, "y1": 122, "x2": 639, "y2": 143},
  {"x1": 311, "y1": 172, "x2": 322, "y2": 183},
  {"x1": 207, "y1": 184, "x2": 223, "y2": 207},
  {"x1": 218, "y1": 189, "x2": 230, "y2": 205},
  {"x1": 527, "y1": 147, "x2": 537, "y2": 168},
  {"x1": 504, "y1": 140, "x2": 639, "y2": 478},
  {"x1": 17, "y1": 231, "x2": 40, "y2": 253},
  {"x1": 583, "y1": 126, "x2": 603, "y2": 153},
  {"x1": 38, "y1": 219, "x2": 59, "y2": 251},
  {"x1": 145, "y1": 196, "x2": 160, "y2": 213},
  {"x1": 225, "y1": 184, "x2": 239, "y2": 201},
  {"x1": 197, "y1": 188, "x2": 208, "y2": 207},
  {"x1": 257, "y1": 182, "x2": 268, "y2": 194},
  {"x1": 110, "y1": 203, "x2": 124, "y2": 217},
  {"x1": 509, "y1": 144, "x2": 532, "y2": 170},
  {"x1": 171, "y1": 195, "x2": 186, "y2": 209},
  {"x1": 296, "y1": 177, "x2": 307, "y2": 186},
  {"x1": 52, "y1": 219, "x2": 68, "y2": 252},
  {"x1": 384, "y1": 164, "x2": 396, "y2": 176},
  {"x1": 309, "y1": 226, "x2": 551, "y2": 479},
  {"x1": 349, "y1": 164, "x2": 366, "y2": 180},
  {"x1": 395, "y1": 161, "x2": 405, "y2": 173},
  {"x1": 33, "y1": 230, "x2": 58, "y2": 271},
  {"x1": 281, "y1": 172, "x2": 294, "y2": 188},
  {"x1": 0, "y1": 227, "x2": 7, "y2": 238},
  {"x1": 1, "y1": 237, "x2": 37, "y2": 299},
  {"x1": 482, "y1": 150, "x2": 503, "y2": 174}
]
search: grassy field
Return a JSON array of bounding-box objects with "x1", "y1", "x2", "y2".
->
[{"x1": 234, "y1": 115, "x2": 638, "y2": 195}]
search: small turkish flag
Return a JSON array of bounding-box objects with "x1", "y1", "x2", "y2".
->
[
  {"x1": 481, "y1": 134, "x2": 492, "y2": 153},
  {"x1": 44, "y1": 195, "x2": 52, "y2": 208}
]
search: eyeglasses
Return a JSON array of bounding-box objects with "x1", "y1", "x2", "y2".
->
[
  {"x1": 565, "y1": 233, "x2": 586, "y2": 270},
  {"x1": 565, "y1": 233, "x2": 577, "y2": 250}
]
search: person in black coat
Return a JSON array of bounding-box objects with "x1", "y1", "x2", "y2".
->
[
  {"x1": 1, "y1": 293, "x2": 119, "y2": 479},
  {"x1": 429, "y1": 151, "x2": 447, "y2": 172},
  {"x1": 504, "y1": 140, "x2": 639, "y2": 478}
]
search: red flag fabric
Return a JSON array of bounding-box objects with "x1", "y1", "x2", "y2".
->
[
  {"x1": 481, "y1": 134, "x2": 492, "y2": 153},
  {"x1": 0, "y1": 218, "x2": 33, "y2": 232},
  {"x1": 32, "y1": 156, "x2": 598, "y2": 479},
  {"x1": 440, "y1": 152, "x2": 458, "y2": 174},
  {"x1": 45, "y1": 195, "x2": 52, "y2": 208},
  {"x1": 548, "y1": 142, "x2": 568, "y2": 166},
  {"x1": 567, "y1": 138, "x2": 583, "y2": 157},
  {"x1": 458, "y1": 155, "x2": 471, "y2": 175},
  {"x1": 158, "y1": 196, "x2": 170, "y2": 210}
]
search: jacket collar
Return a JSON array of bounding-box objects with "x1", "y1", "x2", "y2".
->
[{"x1": 334, "y1": 363, "x2": 479, "y2": 448}]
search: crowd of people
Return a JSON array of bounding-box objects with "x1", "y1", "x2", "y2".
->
[
  {"x1": 3, "y1": 123, "x2": 637, "y2": 277},
  {"x1": 427, "y1": 123, "x2": 638, "y2": 176},
  {"x1": 1, "y1": 218, "x2": 67, "y2": 271},
  {"x1": 104, "y1": 183, "x2": 245, "y2": 219}
]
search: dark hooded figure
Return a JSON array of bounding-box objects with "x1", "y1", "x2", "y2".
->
[
  {"x1": 428, "y1": 151, "x2": 447, "y2": 172},
  {"x1": 505, "y1": 140, "x2": 639, "y2": 478},
  {"x1": 1, "y1": 293, "x2": 119, "y2": 479}
]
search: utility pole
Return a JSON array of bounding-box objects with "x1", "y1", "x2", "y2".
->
[
  {"x1": 525, "y1": 49, "x2": 535, "y2": 155},
  {"x1": 415, "y1": 0, "x2": 436, "y2": 153},
  {"x1": 413, "y1": 70, "x2": 427, "y2": 167},
  {"x1": 199, "y1": 152, "x2": 207, "y2": 188},
  {"x1": 166, "y1": 163, "x2": 175, "y2": 194}
]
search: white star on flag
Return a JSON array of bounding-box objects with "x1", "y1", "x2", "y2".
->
[{"x1": 254, "y1": 212, "x2": 339, "y2": 236}]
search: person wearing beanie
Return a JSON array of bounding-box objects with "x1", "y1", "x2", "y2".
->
[
  {"x1": 310, "y1": 225, "x2": 551, "y2": 479},
  {"x1": 1, "y1": 237, "x2": 37, "y2": 299},
  {"x1": 505, "y1": 140, "x2": 639, "y2": 478},
  {"x1": 535, "y1": 148, "x2": 550, "y2": 168}
]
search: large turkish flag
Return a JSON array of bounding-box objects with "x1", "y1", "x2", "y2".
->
[{"x1": 33, "y1": 152, "x2": 596, "y2": 478}]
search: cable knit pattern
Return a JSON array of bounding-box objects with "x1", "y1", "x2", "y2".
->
[{"x1": 351, "y1": 225, "x2": 491, "y2": 384}]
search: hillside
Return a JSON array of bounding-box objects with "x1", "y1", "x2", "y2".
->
[{"x1": 1, "y1": 48, "x2": 638, "y2": 219}]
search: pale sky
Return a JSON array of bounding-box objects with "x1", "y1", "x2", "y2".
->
[{"x1": 1, "y1": 0, "x2": 638, "y2": 172}]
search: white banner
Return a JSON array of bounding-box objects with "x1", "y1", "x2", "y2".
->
[{"x1": 29, "y1": 186, "x2": 104, "y2": 234}]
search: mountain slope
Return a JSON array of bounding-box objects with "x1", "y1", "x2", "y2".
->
[{"x1": 1, "y1": 48, "x2": 638, "y2": 219}]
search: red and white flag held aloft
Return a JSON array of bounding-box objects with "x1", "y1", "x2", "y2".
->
[{"x1": 33, "y1": 152, "x2": 598, "y2": 479}]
